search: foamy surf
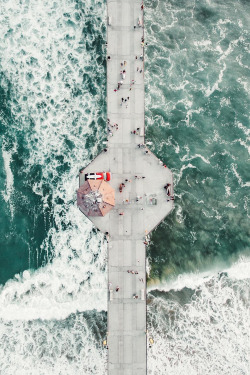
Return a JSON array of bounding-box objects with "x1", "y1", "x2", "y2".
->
[
  {"x1": 147, "y1": 258, "x2": 250, "y2": 375},
  {"x1": 148, "y1": 256, "x2": 250, "y2": 293},
  {"x1": 0, "y1": 234, "x2": 107, "y2": 321},
  {"x1": 0, "y1": 313, "x2": 107, "y2": 375},
  {"x1": 0, "y1": 0, "x2": 249, "y2": 373},
  {"x1": 1, "y1": 141, "x2": 16, "y2": 217},
  {"x1": 0, "y1": 1, "x2": 108, "y2": 373}
]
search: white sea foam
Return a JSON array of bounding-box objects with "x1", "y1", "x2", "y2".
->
[
  {"x1": 148, "y1": 256, "x2": 250, "y2": 293},
  {"x1": 0, "y1": 314, "x2": 107, "y2": 375},
  {"x1": 147, "y1": 258, "x2": 250, "y2": 375},
  {"x1": 205, "y1": 62, "x2": 226, "y2": 97},
  {"x1": 0, "y1": 0, "x2": 108, "y2": 303},
  {"x1": 0, "y1": 0, "x2": 107, "y2": 314},
  {"x1": 205, "y1": 33, "x2": 244, "y2": 97},
  {"x1": 1, "y1": 0, "x2": 249, "y2": 373},
  {"x1": 1, "y1": 146, "x2": 13, "y2": 202},
  {"x1": 237, "y1": 77, "x2": 249, "y2": 92},
  {"x1": 235, "y1": 122, "x2": 250, "y2": 154},
  {"x1": 226, "y1": 202, "x2": 237, "y2": 208},
  {"x1": 144, "y1": 2, "x2": 250, "y2": 372},
  {"x1": 193, "y1": 40, "x2": 212, "y2": 48},
  {"x1": 174, "y1": 163, "x2": 197, "y2": 185},
  {"x1": 1, "y1": 141, "x2": 16, "y2": 218},
  {"x1": 180, "y1": 152, "x2": 210, "y2": 165},
  {"x1": 0, "y1": 0, "x2": 107, "y2": 372},
  {"x1": 225, "y1": 185, "x2": 231, "y2": 197},
  {"x1": 231, "y1": 163, "x2": 250, "y2": 187},
  {"x1": 185, "y1": 107, "x2": 203, "y2": 127},
  {"x1": 175, "y1": 204, "x2": 184, "y2": 224},
  {"x1": 0, "y1": 224, "x2": 108, "y2": 321}
]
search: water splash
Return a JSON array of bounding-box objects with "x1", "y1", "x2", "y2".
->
[
  {"x1": 147, "y1": 258, "x2": 250, "y2": 375},
  {"x1": 1, "y1": 140, "x2": 16, "y2": 218},
  {"x1": 0, "y1": 312, "x2": 107, "y2": 375},
  {"x1": 0, "y1": 0, "x2": 107, "y2": 372}
]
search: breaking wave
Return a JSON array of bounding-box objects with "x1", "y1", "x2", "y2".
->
[{"x1": 147, "y1": 258, "x2": 250, "y2": 375}]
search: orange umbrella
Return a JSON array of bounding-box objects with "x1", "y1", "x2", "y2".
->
[{"x1": 77, "y1": 179, "x2": 115, "y2": 217}]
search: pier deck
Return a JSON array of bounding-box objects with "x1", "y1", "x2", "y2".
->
[{"x1": 78, "y1": 1, "x2": 174, "y2": 374}]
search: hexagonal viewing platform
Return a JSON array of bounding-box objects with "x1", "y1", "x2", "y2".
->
[
  {"x1": 78, "y1": 147, "x2": 173, "y2": 239},
  {"x1": 77, "y1": 1, "x2": 174, "y2": 374}
]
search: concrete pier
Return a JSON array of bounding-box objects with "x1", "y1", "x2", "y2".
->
[{"x1": 78, "y1": 1, "x2": 174, "y2": 374}]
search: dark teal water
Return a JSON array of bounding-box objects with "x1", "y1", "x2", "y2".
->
[
  {"x1": 144, "y1": 1, "x2": 250, "y2": 373},
  {"x1": 0, "y1": 1, "x2": 106, "y2": 285},
  {"x1": 145, "y1": 0, "x2": 250, "y2": 281},
  {"x1": 0, "y1": 85, "x2": 53, "y2": 283},
  {"x1": 0, "y1": 1, "x2": 108, "y2": 373},
  {"x1": 0, "y1": 0, "x2": 249, "y2": 373}
]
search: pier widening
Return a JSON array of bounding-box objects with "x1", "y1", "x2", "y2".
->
[{"x1": 78, "y1": 1, "x2": 174, "y2": 374}]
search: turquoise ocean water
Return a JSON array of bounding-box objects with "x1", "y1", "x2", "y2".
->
[{"x1": 0, "y1": 0, "x2": 249, "y2": 374}]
